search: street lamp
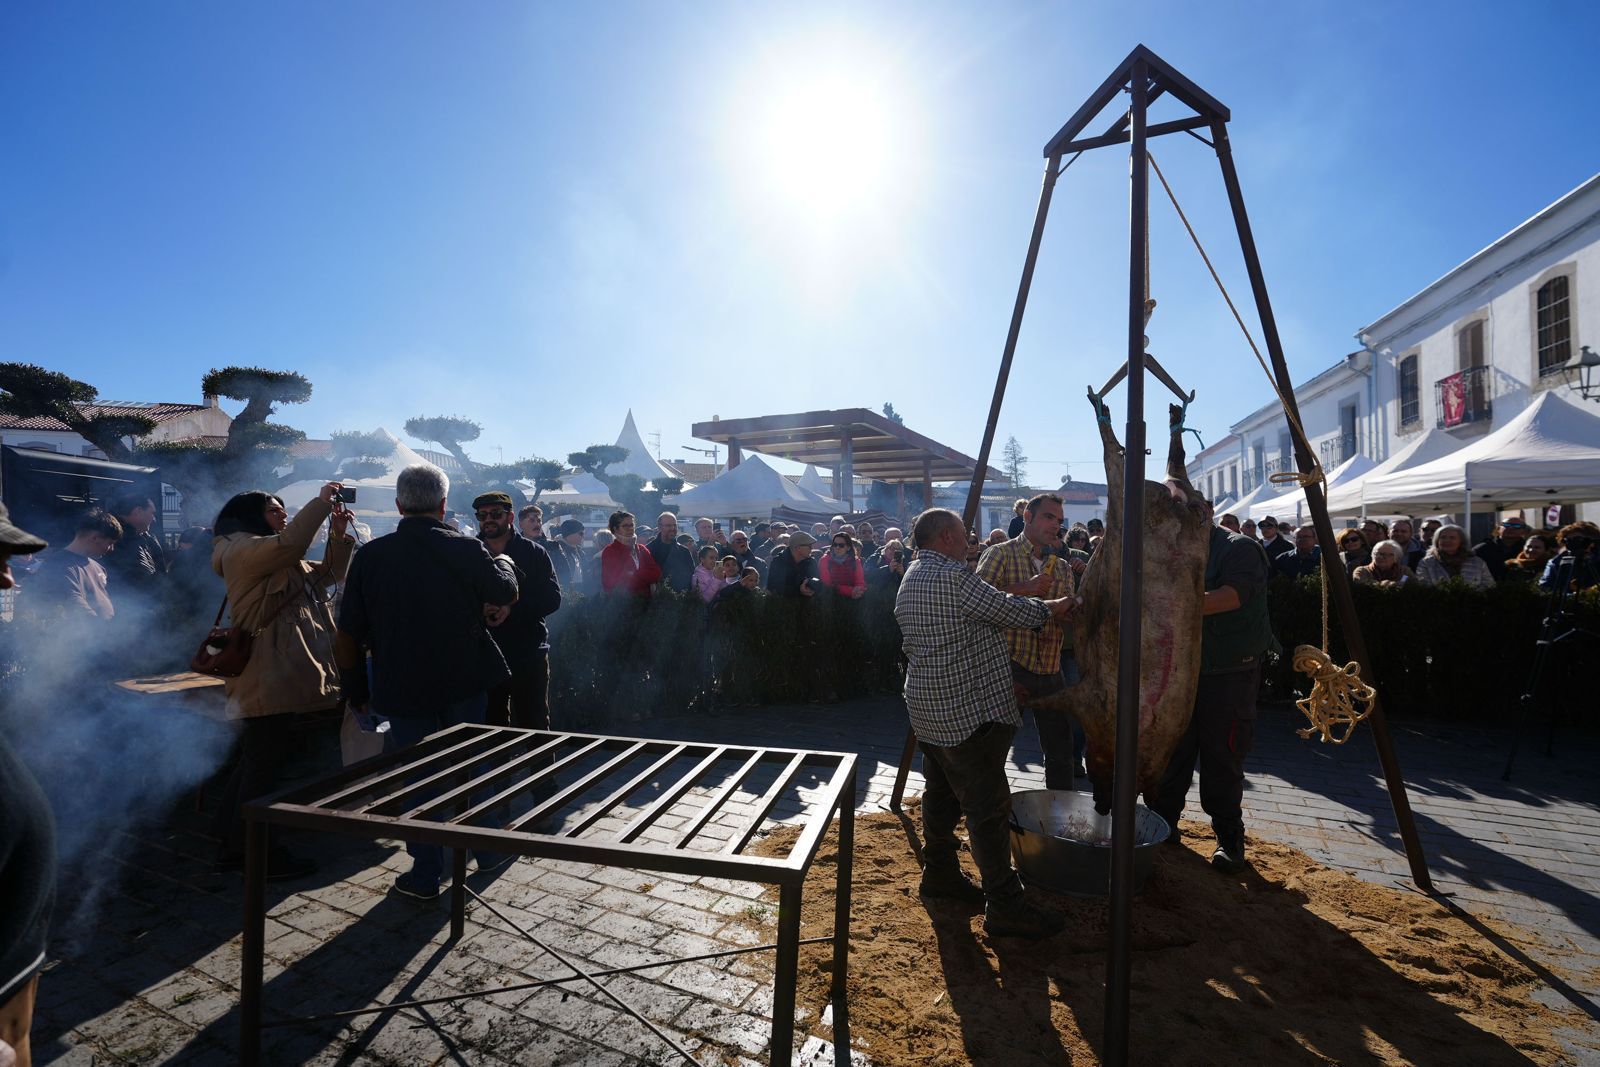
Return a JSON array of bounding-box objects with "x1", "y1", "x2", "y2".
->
[{"x1": 1563, "y1": 344, "x2": 1600, "y2": 402}]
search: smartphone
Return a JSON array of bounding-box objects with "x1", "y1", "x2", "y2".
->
[
  {"x1": 714, "y1": 522, "x2": 722, "y2": 532},
  {"x1": 337, "y1": 487, "x2": 358, "y2": 504}
]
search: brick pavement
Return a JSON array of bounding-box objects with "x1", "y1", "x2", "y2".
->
[{"x1": 30, "y1": 697, "x2": 1600, "y2": 1065}]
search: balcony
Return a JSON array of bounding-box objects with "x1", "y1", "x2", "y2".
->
[
  {"x1": 1434, "y1": 366, "x2": 1492, "y2": 429},
  {"x1": 1319, "y1": 433, "x2": 1357, "y2": 467}
]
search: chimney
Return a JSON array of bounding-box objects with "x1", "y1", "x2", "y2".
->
[{"x1": 204, "y1": 393, "x2": 219, "y2": 409}]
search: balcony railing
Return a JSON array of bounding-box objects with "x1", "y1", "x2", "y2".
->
[
  {"x1": 1319, "y1": 433, "x2": 1357, "y2": 467},
  {"x1": 1435, "y1": 365, "x2": 1492, "y2": 429}
]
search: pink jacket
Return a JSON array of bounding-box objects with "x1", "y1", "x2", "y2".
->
[
  {"x1": 692, "y1": 565, "x2": 722, "y2": 603},
  {"x1": 817, "y1": 553, "x2": 866, "y2": 596}
]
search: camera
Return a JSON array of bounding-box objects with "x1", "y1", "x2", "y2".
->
[{"x1": 337, "y1": 487, "x2": 358, "y2": 504}]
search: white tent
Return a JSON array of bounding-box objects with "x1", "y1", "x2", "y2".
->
[
  {"x1": 1245, "y1": 453, "x2": 1377, "y2": 524},
  {"x1": 798, "y1": 464, "x2": 832, "y2": 496},
  {"x1": 523, "y1": 410, "x2": 697, "y2": 508},
  {"x1": 611, "y1": 409, "x2": 688, "y2": 485},
  {"x1": 1358, "y1": 391, "x2": 1600, "y2": 514},
  {"x1": 1220, "y1": 480, "x2": 1278, "y2": 521},
  {"x1": 1323, "y1": 428, "x2": 1464, "y2": 517},
  {"x1": 532, "y1": 471, "x2": 618, "y2": 508},
  {"x1": 276, "y1": 427, "x2": 437, "y2": 515},
  {"x1": 673, "y1": 455, "x2": 843, "y2": 520}
]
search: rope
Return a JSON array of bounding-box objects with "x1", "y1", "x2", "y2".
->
[
  {"x1": 1146, "y1": 151, "x2": 1323, "y2": 492},
  {"x1": 1289, "y1": 561, "x2": 1376, "y2": 744}
]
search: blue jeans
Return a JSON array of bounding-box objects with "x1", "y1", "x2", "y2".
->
[{"x1": 386, "y1": 693, "x2": 488, "y2": 886}]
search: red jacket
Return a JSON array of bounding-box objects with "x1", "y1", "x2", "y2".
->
[
  {"x1": 817, "y1": 552, "x2": 866, "y2": 596},
  {"x1": 600, "y1": 540, "x2": 662, "y2": 596}
]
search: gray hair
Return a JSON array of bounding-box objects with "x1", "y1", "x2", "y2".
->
[
  {"x1": 912, "y1": 507, "x2": 963, "y2": 548},
  {"x1": 395, "y1": 463, "x2": 449, "y2": 515},
  {"x1": 1371, "y1": 538, "x2": 1404, "y2": 559}
]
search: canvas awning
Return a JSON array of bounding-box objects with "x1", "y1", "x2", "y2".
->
[
  {"x1": 1322, "y1": 428, "x2": 1464, "y2": 517},
  {"x1": 671, "y1": 455, "x2": 844, "y2": 520},
  {"x1": 1358, "y1": 391, "x2": 1600, "y2": 512},
  {"x1": 1244, "y1": 454, "x2": 1377, "y2": 524}
]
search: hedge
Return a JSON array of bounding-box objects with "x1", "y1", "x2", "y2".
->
[{"x1": 547, "y1": 577, "x2": 1600, "y2": 728}]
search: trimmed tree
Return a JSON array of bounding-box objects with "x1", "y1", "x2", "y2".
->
[
  {"x1": 0, "y1": 363, "x2": 156, "y2": 461},
  {"x1": 405, "y1": 416, "x2": 483, "y2": 477}
]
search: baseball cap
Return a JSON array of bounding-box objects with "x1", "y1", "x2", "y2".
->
[{"x1": 0, "y1": 503, "x2": 47, "y2": 552}]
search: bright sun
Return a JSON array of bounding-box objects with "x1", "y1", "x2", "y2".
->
[{"x1": 757, "y1": 73, "x2": 894, "y2": 218}]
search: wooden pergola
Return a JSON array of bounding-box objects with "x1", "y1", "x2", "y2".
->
[{"x1": 691, "y1": 408, "x2": 1004, "y2": 511}]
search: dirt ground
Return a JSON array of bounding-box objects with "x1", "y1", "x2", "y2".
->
[{"x1": 759, "y1": 804, "x2": 1579, "y2": 1066}]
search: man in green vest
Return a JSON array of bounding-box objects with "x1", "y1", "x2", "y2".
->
[{"x1": 1148, "y1": 500, "x2": 1274, "y2": 874}]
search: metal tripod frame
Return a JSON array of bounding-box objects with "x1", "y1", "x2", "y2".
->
[{"x1": 895, "y1": 43, "x2": 1434, "y2": 1066}]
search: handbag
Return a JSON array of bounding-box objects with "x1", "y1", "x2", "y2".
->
[{"x1": 189, "y1": 578, "x2": 315, "y2": 678}]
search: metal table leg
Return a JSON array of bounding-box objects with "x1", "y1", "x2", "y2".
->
[
  {"x1": 889, "y1": 728, "x2": 918, "y2": 811},
  {"x1": 450, "y1": 848, "x2": 467, "y2": 940},
  {"x1": 831, "y1": 780, "x2": 854, "y2": 1065},
  {"x1": 770, "y1": 883, "x2": 803, "y2": 1066},
  {"x1": 239, "y1": 819, "x2": 268, "y2": 1067}
]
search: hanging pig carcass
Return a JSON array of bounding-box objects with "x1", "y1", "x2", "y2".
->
[{"x1": 1030, "y1": 400, "x2": 1211, "y2": 804}]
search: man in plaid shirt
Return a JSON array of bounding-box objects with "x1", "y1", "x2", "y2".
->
[
  {"x1": 895, "y1": 508, "x2": 1079, "y2": 940},
  {"x1": 976, "y1": 492, "x2": 1081, "y2": 790}
]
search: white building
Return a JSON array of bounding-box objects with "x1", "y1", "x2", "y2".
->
[
  {"x1": 0, "y1": 395, "x2": 233, "y2": 457},
  {"x1": 1226, "y1": 352, "x2": 1378, "y2": 500},
  {"x1": 1200, "y1": 173, "x2": 1599, "y2": 531},
  {"x1": 1186, "y1": 433, "x2": 1242, "y2": 507}
]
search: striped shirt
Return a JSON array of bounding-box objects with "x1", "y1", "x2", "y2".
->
[
  {"x1": 976, "y1": 534, "x2": 1074, "y2": 674},
  {"x1": 894, "y1": 548, "x2": 1051, "y2": 747}
]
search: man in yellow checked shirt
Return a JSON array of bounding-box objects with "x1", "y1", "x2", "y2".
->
[{"x1": 976, "y1": 492, "x2": 1080, "y2": 790}]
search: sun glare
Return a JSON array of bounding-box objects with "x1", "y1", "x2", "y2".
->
[{"x1": 758, "y1": 73, "x2": 894, "y2": 218}]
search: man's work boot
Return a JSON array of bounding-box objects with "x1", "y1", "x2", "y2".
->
[
  {"x1": 1212, "y1": 828, "x2": 1248, "y2": 874},
  {"x1": 919, "y1": 865, "x2": 986, "y2": 908},
  {"x1": 983, "y1": 895, "x2": 1065, "y2": 941}
]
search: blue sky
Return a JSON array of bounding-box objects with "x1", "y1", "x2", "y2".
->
[{"x1": 3, "y1": 3, "x2": 1598, "y2": 485}]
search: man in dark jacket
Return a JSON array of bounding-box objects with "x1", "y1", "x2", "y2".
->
[
  {"x1": 1150, "y1": 508, "x2": 1273, "y2": 874},
  {"x1": 725, "y1": 529, "x2": 767, "y2": 582},
  {"x1": 547, "y1": 518, "x2": 587, "y2": 591},
  {"x1": 336, "y1": 464, "x2": 520, "y2": 898},
  {"x1": 1474, "y1": 516, "x2": 1529, "y2": 583},
  {"x1": 766, "y1": 531, "x2": 819, "y2": 598},
  {"x1": 103, "y1": 490, "x2": 166, "y2": 640},
  {"x1": 647, "y1": 512, "x2": 696, "y2": 592},
  {"x1": 749, "y1": 522, "x2": 775, "y2": 560},
  {"x1": 1273, "y1": 527, "x2": 1322, "y2": 580},
  {"x1": 1256, "y1": 516, "x2": 1294, "y2": 564},
  {"x1": 474, "y1": 492, "x2": 562, "y2": 731}
]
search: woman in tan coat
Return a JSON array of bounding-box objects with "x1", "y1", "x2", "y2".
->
[{"x1": 210, "y1": 482, "x2": 352, "y2": 879}]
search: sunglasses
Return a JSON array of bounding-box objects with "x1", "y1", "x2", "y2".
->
[
  {"x1": 832, "y1": 540, "x2": 850, "y2": 548},
  {"x1": 476, "y1": 509, "x2": 510, "y2": 520}
]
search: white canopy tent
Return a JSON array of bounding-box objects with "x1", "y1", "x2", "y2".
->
[
  {"x1": 1322, "y1": 429, "x2": 1464, "y2": 518},
  {"x1": 276, "y1": 428, "x2": 437, "y2": 516},
  {"x1": 522, "y1": 409, "x2": 697, "y2": 509},
  {"x1": 1219, "y1": 479, "x2": 1278, "y2": 521},
  {"x1": 672, "y1": 455, "x2": 844, "y2": 520},
  {"x1": 1358, "y1": 391, "x2": 1600, "y2": 516},
  {"x1": 798, "y1": 464, "x2": 831, "y2": 497},
  {"x1": 1245, "y1": 453, "x2": 1377, "y2": 524}
]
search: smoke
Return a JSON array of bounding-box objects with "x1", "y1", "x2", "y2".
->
[{"x1": 0, "y1": 588, "x2": 233, "y2": 947}]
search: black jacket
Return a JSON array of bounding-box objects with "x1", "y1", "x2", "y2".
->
[
  {"x1": 725, "y1": 547, "x2": 767, "y2": 581},
  {"x1": 765, "y1": 546, "x2": 817, "y2": 598},
  {"x1": 1274, "y1": 546, "x2": 1322, "y2": 580},
  {"x1": 647, "y1": 537, "x2": 696, "y2": 592},
  {"x1": 548, "y1": 539, "x2": 584, "y2": 591},
  {"x1": 479, "y1": 529, "x2": 562, "y2": 668},
  {"x1": 104, "y1": 528, "x2": 166, "y2": 593},
  {"x1": 0, "y1": 732, "x2": 55, "y2": 1008},
  {"x1": 339, "y1": 516, "x2": 519, "y2": 714}
]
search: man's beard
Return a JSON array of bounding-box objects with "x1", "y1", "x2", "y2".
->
[{"x1": 482, "y1": 521, "x2": 506, "y2": 538}]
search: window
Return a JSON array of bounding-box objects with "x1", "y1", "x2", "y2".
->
[
  {"x1": 1398, "y1": 354, "x2": 1420, "y2": 429},
  {"x1": 1536, "y1": 275, "x2": 1572, "y2": 377},
  {"x1": 1457, "y1": 319, "x2": 1484, "y2": 370}
]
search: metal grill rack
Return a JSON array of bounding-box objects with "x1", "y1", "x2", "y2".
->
[{"x1": 239, "y1": 724, "x2": 856, "y2": 1066}]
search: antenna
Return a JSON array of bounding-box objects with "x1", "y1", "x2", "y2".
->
[
  {"x1": 648, "y1": 430, "x2": 662, "y2": 459},
  {"x1": 680, "y1": 444, "x2": 721, "y2": 472}
]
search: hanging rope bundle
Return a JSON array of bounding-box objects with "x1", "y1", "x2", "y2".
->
[
  {"x1": 1145, "y1": 151, "x2": 1373, "y2": 743},
  {"x1": 1291, "y1": 562, "x2": 1376, "y2": 743}
]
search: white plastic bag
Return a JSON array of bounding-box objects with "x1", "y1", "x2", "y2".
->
[{"x1": 339, "y1": 706, "x2": 390, "y2": 766}]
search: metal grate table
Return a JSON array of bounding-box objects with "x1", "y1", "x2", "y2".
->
[{"x1": 239, "y1": 723, "x2": 856, "y2": 1066}]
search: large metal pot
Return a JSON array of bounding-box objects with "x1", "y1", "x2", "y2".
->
[{"x1": 1008, "y1": 789, "x2": 1170, "y2": 898}]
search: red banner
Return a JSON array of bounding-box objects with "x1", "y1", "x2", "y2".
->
[{"x1": 1440, "y1": 371, "x2": 1467, "y2": 427}]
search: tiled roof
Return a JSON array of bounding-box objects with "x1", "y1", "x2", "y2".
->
[
  {"x1": 291, "y1": 438, "x2": 333, "y2": 459},
  {"x1": 0, "y1": 401, "x2": 209, "y2": 432}
]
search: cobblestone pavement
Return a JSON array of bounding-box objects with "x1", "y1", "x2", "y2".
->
[{"x1": 30, "y1": 698, "x2": 1600, "y2": 1065}]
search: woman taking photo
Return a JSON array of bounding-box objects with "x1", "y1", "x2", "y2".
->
[
  {"x1": 210, "y1": 482, "x2": 353, "y2": 880},
  {"x1": 1352, "y1": 539, "x2": 1415, "y2": 587},
  {"x1": 1414, "y1": 523, "x2": 1494, "y2": 589}
]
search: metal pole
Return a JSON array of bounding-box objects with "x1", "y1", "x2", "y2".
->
[
  {"x1": 239, "y1": 818, "x2": 267, "y2": 1067},
  {"x1": 831, "y1": 775, "x2": 856, "y2": 1065},
  {"x1": 770, "y1": 883, "x2": 803, "y2": 1066},
  {"x1": 1103, "y1": 58, "x2": 1150, "y2": 1067},
  {"x1": 962, "y1": 154, "x2": 1063, "y2": 529},
  {"x1": 1210, "y1": 120, "x2": 1432, "y2": 891}
]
